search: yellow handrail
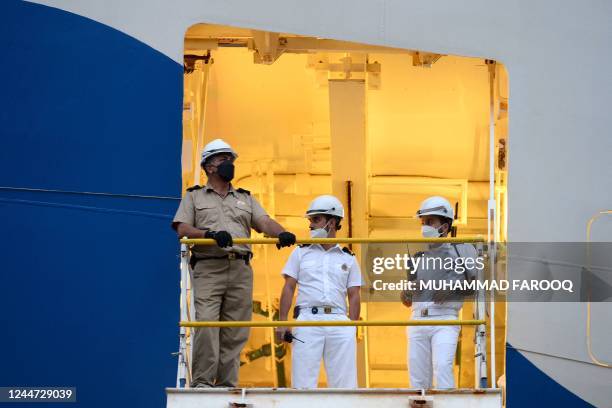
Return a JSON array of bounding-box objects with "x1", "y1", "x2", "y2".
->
[
  {"x1": 180, "y1": 237, "x2": 485, "y2": 245},
  {"x1": 180, "y1": 319, "x2": 485, "y2": 328}
]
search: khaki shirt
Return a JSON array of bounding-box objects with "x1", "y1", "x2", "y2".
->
[{"x1": 173, "y1": 183, "x2": 268, "y2": 256}]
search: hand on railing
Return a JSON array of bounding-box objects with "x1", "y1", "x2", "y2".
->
[
  {"x1": 400, "y1": 290, "x2": 413, "y2": 308},
  {"x1": 276, "y1": 231, "x2": 296, "y2": 249},
  {"x1": 204, "y1": 230, "x2": 233, "y2": 248},
  {"x1": 275, "y1": 327, "x2": 289, "y2": 343}
]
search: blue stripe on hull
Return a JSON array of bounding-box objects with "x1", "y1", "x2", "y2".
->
[
  {"x1": 507, "y1": 344, "x2": 595, "y2": 407},
  {"x1": 0, "y1": 1, "x2": 182, "y2": 407}
]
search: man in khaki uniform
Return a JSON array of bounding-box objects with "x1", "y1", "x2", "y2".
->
[{"x1": 172, "y1": 139, "x2": 296, "y2": 388}]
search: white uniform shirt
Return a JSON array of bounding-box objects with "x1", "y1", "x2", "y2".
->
[
  {"x1": 282, "y1": 244, "x2": 362, "y2": 313},
  {"x1": 411, "y1": 243, "x2": 480, "y2": 314}
]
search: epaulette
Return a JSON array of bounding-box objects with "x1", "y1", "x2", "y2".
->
[
  {"x1": 186, "y1": 185, "x2": 202, "y2": 192},
  {"x1": 236, "y1": 187, "x2": 251, "y2": 195},
  {"x1": 298, "y1": 244, "x2": 311, "y2": 248},
  {"x1": 342, "y1": 246, "x2": 355, "y2": 256}
]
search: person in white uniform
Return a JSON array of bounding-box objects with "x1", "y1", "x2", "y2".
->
[
  {"x1": 276, "y1": 195, "x2": 362, "y2": 388},
  {"x1": 403, "y1": 196, "x2": 479, "y2": 389}
]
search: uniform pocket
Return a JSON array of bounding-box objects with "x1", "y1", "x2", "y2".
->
[
  {"x1": 332, "y1": 262, "x2": 350, "y2": 285},
  {"x1": 234, "y1": 201, "x2": 253, "y2": 226},
  {"x1": 293, "y1": 311, "x2": 306, "y2": 338},
  {"x1": 302, "y1": 260, "x2": 316, "y2": 269},
  {"x1": 235, "y1": 200, "x2": 252, "y2": 213},
  {"x1": 336, "y1": 314, "x2": 356, "y2": 336},
  {"x1": 194, "y1": 204, "x2": 218, "y2": 227},
  {"x1": 335, "y1": 262, "x2": 350, "y2": 273}
]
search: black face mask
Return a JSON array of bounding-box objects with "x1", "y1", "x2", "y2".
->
[{"x1": 216, "y1": 160, "x2": 235, "y2": 182}]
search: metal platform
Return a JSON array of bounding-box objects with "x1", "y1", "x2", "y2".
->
[{"x1": 166, "y1": 387, "x2": 503, "y2": 408}]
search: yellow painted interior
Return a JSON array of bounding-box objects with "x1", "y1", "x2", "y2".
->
[{"x1": 182, "y1": 24, "x2": 508, "y2": 389}]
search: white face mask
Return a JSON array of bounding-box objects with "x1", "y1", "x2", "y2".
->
[
  {"x1": 310, "y1": 220, "x2": 331, "y2": 239},
  {"x1": 421, "y1": 225, "x2": 443, "y2": 238}
]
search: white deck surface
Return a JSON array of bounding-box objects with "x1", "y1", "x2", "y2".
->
[{"x1": 167, "y1": 387, "x2": 503, "y2": 408}]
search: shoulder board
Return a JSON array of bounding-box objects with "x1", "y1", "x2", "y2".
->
[
  {"x1": 236, "y1": 187, "x2": 251, "y2": 195},
  {"x1": 298, "y1": 244, "x2": 311, "y2": 248},
  {"x1": 342, "y1": 246, "x2": 355, "y2": 256},
  {"x1": 186, "y1": 185, "x2": 202, "y2": 192}
]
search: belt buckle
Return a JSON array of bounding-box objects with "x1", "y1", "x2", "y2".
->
[
  {"x1": 227, "y1": 253, "x2": 237, "y2": 260},
  {"x1": 324, "y1": 306, "x2": 332, "y2": 314},
  {"x1": 420, "y1": 308, "x2": 429, "y2": 317},
  {"x1": 311, "y1": 307, "x2": 318, "y2": 314}
]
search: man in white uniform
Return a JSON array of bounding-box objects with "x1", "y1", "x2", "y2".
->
[
  {"x1": 276, "y1": 195, "x2": 362, "y2": 388},
  {"x1": 403, "y1": 196, "x2": 479, "y2": 389}
]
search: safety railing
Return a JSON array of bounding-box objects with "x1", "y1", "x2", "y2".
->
[
  {"x1": 176, "y1": 236, "x2": 490, "y2": 389},
  {"x1": 181, "y1": 320, "x2": 485, "y2": 328},
  {"x1": 180, "y1": 237, "x2": 485, "y2": 245}
]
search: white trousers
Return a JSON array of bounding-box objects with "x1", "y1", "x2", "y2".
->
[
  {"x1": 291, "y1": 313, "x2": 357, "y2": 388},
  {"x1": 406, "y1": 315, "x2": 460, "y2": 389}
]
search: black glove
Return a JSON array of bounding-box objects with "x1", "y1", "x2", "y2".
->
[
  {"x1": 204, "y1": 230, "x2": 233, "y2": 248},
  {"x1": 276, "y1": 231, "x2": 296, "y2": 249}
]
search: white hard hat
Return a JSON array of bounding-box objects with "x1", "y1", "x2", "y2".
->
[
  {"x1": 306, "y1": 195, "x2": 344, "y2": 218},
  {"x1": 200, "y1": 138, "x2": 238, "y2": 165},
  {"x1": 416, "y1": 196, "x2": 454, "y2": 219}
]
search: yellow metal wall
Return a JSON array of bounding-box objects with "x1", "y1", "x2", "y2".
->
[{"x1": 182, "y1": 40, "x2": 507, "y2": 388}]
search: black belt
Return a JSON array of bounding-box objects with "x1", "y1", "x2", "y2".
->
[
  {"x1": 292, "y1": 305, "x2": 342, "y2": 318},
  {"x1": 190, "y1": 252, "x2": 252, "y2": 267}
]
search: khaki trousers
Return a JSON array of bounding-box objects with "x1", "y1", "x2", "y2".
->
[{"x1": 190, "y1": 257, "x2": 253, "y2": 387}]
